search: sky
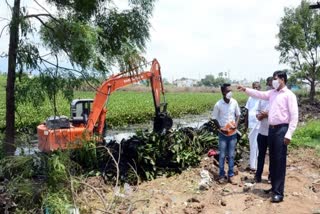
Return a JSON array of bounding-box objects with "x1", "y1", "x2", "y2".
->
[{"x1": 0, "y1": 0, "x2": 304, "y2": 82}]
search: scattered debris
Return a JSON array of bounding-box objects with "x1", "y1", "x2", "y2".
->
[
  {"x1": 243, "y1": 183, "x2": 255, "y2": 192},
  {"x1": 198, "y1": 169, "x2": 212, "y2": 190}
]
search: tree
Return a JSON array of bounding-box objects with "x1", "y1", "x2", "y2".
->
[
  {"x1": 2, "y1": 0, "x2": 156, "y2": 155},
  {"x1": 200, "y1": 74, "x2": 215, "y2": 86},
  {"x1": 276, "y1": 0, "x2": 320, "y2": 101},
  {"x1": 199, "y1": 74, "x2": 229, "y2": 87},
  {"x1": 5, "y1": 0, "x2": 21, "y2": 156}
]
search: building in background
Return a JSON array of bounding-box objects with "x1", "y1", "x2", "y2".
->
[{"x1": 173, "y1": 78, "x2": 199, "y2": 87}]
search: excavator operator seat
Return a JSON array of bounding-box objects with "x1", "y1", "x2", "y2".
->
[{"x1": 70, "y1": 99, "x2": 93, "y2": 124}]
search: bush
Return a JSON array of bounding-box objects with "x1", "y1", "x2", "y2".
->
[{"x1": 291, "y1": 120, "x2": 320, "y2": 153}]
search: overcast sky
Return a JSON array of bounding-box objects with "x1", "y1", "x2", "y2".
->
[{"x1": 0, "y1": 0, "x2": 304, "y2": 82}]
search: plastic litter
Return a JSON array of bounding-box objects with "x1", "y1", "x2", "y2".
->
[
  {"x1": 198, "y1": 169, "x2": 212, "y2": 190},
  {"x1": 207, "y1": 149, "x2": 219, "y2": 157}
]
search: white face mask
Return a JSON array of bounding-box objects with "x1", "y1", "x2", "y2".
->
[
  {"x1": 272, "y1": 79, "x2": 280, "y2": 89},
  {"x1": 225, "y1": 91, "x2": 232, "y2": 99}
]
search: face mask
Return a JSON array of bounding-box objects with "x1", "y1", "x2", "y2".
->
[
  {"x1": 225, "y1": 91, "x2": 232, "y2": 99},
  {"x1": 272, "y1": 79, "x2": 280, "y2": 89}
]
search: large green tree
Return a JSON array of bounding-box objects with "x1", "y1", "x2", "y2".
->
[
  {"x1": 3, "y1": 0, "x2": 156, "y2": 155},
  {"x1": 276, "y1": 0, "x2": 320, "y2": 101}
]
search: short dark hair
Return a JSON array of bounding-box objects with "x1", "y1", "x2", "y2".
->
[
  {"x1": 220, "y1": 83, "x2": 231, "y2": 93},
  {"x1": 266, "y1": 76, "x2": 273, "y2": 82},
  {"x1": 273, "y1": 70, "x2": 287, "y2": 84},
  {"x1": 252, "y1": 81, "x2": 260, "y2": 85}
]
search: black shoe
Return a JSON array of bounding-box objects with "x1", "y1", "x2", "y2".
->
[
  {"x1": 254, "y1": 176, "x2": 262, "y2": 183},
  {"x1": 271, "y1": 195, "x2": 283, "y2": 203},
  {"x1": 263, "y1": 188, "x2": 272, "y2": 194}
]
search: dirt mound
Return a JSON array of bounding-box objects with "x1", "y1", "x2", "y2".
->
[
  {"x1": 121, "y1": 148, "x2": 320, "y2": 214},
  {"x1": 298, "y1": 99, "x2": 320, "y2": 122}
]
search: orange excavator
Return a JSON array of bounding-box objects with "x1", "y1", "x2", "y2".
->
[{"x1": 37, "y1": 59, "x2": 173, "y2": 152}]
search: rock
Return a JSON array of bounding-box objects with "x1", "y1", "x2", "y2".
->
[
  {"x1": 241, "y1": 176, "x2": 249, "y2": 181},
  {"x1": 222, "y1": 188, "x2": 232, "y2": 193},
  {"x1": 245, "y1": 183, "x2": 254, "y2": 187},
  {"x1": 243, "y1": 186, "x2": 250, "y2": 192},
  {"x1": 243, "y1": 183, "x2": 254, "y2": 192},
  {"x1": 187, "y1": 197, "x2": 200, "y2": 203},
  {"x1": 312, "y1": 208, "x2": 320, "y2": 214},
  {"x1": 292, "y1": 192, "x2": 299, "y2": 196},
  {"x1": 312, "y1": 180, "x2": 320, "y2": 193},
  {"x1": 234, "y1": 166, "x2": 239, "y2": 175},
  {"x1": 220, "y1": 199, "x2": 227, "y2": 206},
  {"x1": 198, "y1": 169, "x2": 212, "y2": 190},
  {"x1": 198, "y1": 182, "x2": 210, "y2": 190}
]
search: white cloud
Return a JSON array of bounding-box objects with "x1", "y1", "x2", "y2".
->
[
  {"x1": 0, "y1": 0, "x2": 52, "y2": 72},
  {"x1": 0, "y1": 0, "x2": 303, "y2": 81},
  {"x1": 145, "y1": 0, "x2": 302, "y2": 81}
]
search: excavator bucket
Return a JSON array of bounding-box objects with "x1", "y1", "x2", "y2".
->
[{"x1": 153, "y1": 113, "x2": 173, "y2": 134}]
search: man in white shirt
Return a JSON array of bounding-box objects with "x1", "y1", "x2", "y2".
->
[
  {"x1": 212, "y1": 83, "x2": 241, "y2": 185},
  {"x1": 255, "y1": 77, "x2": 273, "y2": 183},
  {"x1": 245, "y1": 82, "x2": 261, "y2": 173}
]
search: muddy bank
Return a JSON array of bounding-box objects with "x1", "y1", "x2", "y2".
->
[{"x1": 117, "y1": 148, "x2": 320, "y2": 214}]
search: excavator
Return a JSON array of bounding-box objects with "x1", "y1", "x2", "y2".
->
[{"x1": 37, "y1": 59, "x2": 173, "y2": 152}]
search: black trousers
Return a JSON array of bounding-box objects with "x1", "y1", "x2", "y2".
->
[
  {"x1": 268, "y1": 124, "x2": 288, "y2": 196},
  {"x1": 256, "y1": 133, "x2": 269, "y2": 179}
]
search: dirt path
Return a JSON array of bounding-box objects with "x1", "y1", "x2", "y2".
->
[{"x1": 129, "y1": 148, "x2": 320, "y2": 214}]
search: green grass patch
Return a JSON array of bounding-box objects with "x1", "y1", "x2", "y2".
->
[{"x1": 291, "y1": 120, "x2": 320, "y2": 153}]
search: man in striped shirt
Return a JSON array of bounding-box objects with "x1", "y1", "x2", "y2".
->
[{"x1": 238, "y1": 71, "x2": 299, "y2": 203}]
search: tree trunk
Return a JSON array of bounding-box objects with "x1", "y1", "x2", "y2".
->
[
  {"x1": 5, "y1": 0, "x2": 21, "y2": 156},
  {"x1": 309, "y1": 80, "x2": 316, "y2": 102}
]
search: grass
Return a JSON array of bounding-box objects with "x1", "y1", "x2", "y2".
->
[{"x1": 291, "y1": 120, "x2": 320, "y2": 154}]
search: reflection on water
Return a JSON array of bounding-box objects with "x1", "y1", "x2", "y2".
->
[
  {"x1": 104, "y1": 111, "x2": 211, "y2": 143},
  {"x1": 105, "y1": 132, "x2": 136, "y2": 142},
  {"x1": 14, "y1": 139, "x2": 39, "y2": 156},
  {"x1": 173, "y1": 113, "x2": 209, "y2": 129}
]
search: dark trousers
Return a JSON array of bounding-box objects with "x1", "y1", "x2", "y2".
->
[
  {"x1": 256, "y1": 133, "x2": 269, "y2": 179},
  {"x1": 268, "y1": 124, "x2": 288, "y2": 196}
]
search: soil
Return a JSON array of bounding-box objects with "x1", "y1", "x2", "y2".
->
[{"x1": 79, "y1": 148, "x2": 320, "y2": 214}]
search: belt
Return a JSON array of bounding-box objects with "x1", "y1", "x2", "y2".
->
[{"x1": 269, "y1": 124, "x2": 289, "y2": 129}]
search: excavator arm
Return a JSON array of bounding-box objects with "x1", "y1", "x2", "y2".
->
[{"x1": 86, "y1": 59, "x2": 172, "y2": 135}]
